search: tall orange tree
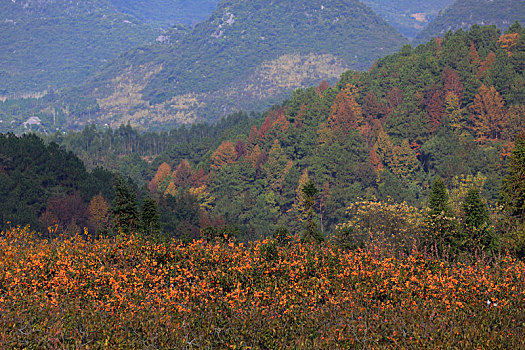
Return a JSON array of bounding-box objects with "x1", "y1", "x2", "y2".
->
[{"x1": 469, "y1": 85, "x2": 507, "y2": 143}]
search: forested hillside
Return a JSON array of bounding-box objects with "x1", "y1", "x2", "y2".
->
[
  {"x1": 0, "y1": 0, "x2": 407, "y2": 132},
  {"x1": 0, "y1": 134, "x2": 117, "y2": 233},
  {"x1": 414, "y1": 0, "x2": 525, "y2": 44},
  {"x1": 0, "y1": 0, "x2": 157, "y2": 96},
  {"x1": 109, "y1": 0, "x2": 219, "y2": 27},
  {"x1": 38, "y1": 24, "x2": 525, "y2": 249},
  {"x1": 361, "y1": 0, "x2": 454, "y2": 38}
]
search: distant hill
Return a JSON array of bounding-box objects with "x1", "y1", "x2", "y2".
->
[
  {"x1": 44, "y1": 0, "x2": 407, "y2": 130},
  {"x1": 109, "y1": 0, "x2": 220, "y2": 27},
  {"x1": 361, "y1": 0, "x2": 454, "y2": 38},
  {"x1": 0, "y1": 0, "x2": 157, "y2": 96},
  {"x1": 45, "y1": 24, "x2": 525, "y2": 237},
  {"x1": 414, "y1": 0, "x2": 525, "y2": 44}
]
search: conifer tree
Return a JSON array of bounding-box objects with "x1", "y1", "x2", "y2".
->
[
  {"x1": 445, "y1": 93, "x2": 467, "y2": 137},
  {"x1": 264, "y1": 139, "x2": 292, "y2": 192},
  {"x1": 502, "y1": 128, "x2": 525, "y2": 256},
  {"x1": 301, "y1": 180, "x2": 323, "y2": 243},
  {"x1": 462, "y1": 187, "x2": 493, "y2": 250},
  {"x1": 111, "y1": 177, "x2": 139, "y2": 235},
  {"x1": 425, "y1": 178, "x2": 458, "y2": 252},
  {"x1": 141, "y1": 196, "x2": 160, "y2": 236},
  {"x1": 503, "y1": 132, "x2": 525, "y2": 219}
]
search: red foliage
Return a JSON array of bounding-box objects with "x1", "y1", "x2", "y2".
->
[
  {"x1": 425, "y1": 89, "x2": 445, "y2": 131},
  {"x1": 148, "y1": 162, "x2": 171, "y2": 193},
  {"x1": 328, "y1": 89, "x2": 362, "y2": 137},
  {"x1": 191, "y1": 168, "x2": 208, "y2": 187},
  {"x1": 173, "y1": 160, "x2": 192, "y2": 188},
  {"x1": 477, "y1": 51, "x2": 496, "y2": 79},
  {"x1": 40, "y1": 193, "x2": 88, "y2": 233},
  {"x1": 362, "y1": 91, "x2": 387, "y2": 120},
  {"x1": 258, "y1": 115, "x2": 273, "y2": 139},
  {"x1": 235, "y1": 140, "x2": 247, "y2": 159},
  {"x1": 316, "y1": 80, "x2": 330, "y2": 97}
]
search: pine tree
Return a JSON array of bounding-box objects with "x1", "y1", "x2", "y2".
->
[
  {"x1": 445, "y1": 93, "x2": 468, "y2": 137},
  {"x1": 112, "y1": 177, "x2": 139, "y2": 235},
  {"x1": 141, "y1": 196, "x2": 160, "y2": 236},
  {"x1": 301, "y1": 180, "x2": 323, "y2": 243},
  {"x1": 503, "y1": 132, "x2": 525, "y2": 219},
  {"x1": 426, "y1": 178, "x2": 458, "y2": 252},
  {"x1": 462, "y1": 187, "x2": 493, "y2": 250},
  {"x1": 264, "y1": 139, "x2": 292, "y2": 192}
]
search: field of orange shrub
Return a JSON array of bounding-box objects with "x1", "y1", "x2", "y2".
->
[{"x1": 1, "y1": 226, "x2": 525, "y2": 349}]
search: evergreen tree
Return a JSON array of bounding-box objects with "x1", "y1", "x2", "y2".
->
[
  {"x1": 503, "y1": 132, "x2": 525, "y2": 219},
  {"x1": 141, "y1": 196, "x2": 160, "y2": 236},
  {"x1": 462, "y1": 187, "x2": 493, "y2": 250},
  {"x1": 501, "y1": 132, "x2": 525, "y2": 256},
  {"x1": 425, "y1": 178, "x2": 458, "y2": 252},
  {"x1": 301, "y1": 180, "x2": 323, "y2": 243},
  {"x1": 111, "y1": 177, "x2": 139, "y2": 235}
]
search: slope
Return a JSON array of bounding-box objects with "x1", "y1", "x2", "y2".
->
[
  {"x1": 361, "y1": 0, "x2": 454, "y2": 38},
  {"x1": 109, "y1": 0, "x2": 220, "y2": 27},
  {"x1": 47, "y1": 24, "x2": 525, "y2": 238},
  {"x1": 0, "y1": 0, "x2": 158, "y2": 96},
  {"x1": 49, "y1": 0, "x2": 407, "y2": 130},
  {"x1": 414, "y1": 0, "x2": 525, "y2": 44}
]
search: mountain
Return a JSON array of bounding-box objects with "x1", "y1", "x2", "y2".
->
[
  {"x1": 414, "y1": 0, "x2": 525, "y2": 44},
  {"x1": 109, "y1": 0, "x2": 220, "y2": 27},
  {"x1": 38, "y1": 0, "x2": 407, "y2": 131},
  {"x1": 0, "y1": 0, "x2": 158, "y2": 97},
  {"x1": 45, "y1": 24, "x2": 525, "y2": 237},
  {"x1": 361, "y1": 0, "x2": 455, "y2": 38}
]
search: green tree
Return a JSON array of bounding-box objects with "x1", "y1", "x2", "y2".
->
[
  {"x1": 141, "y1": 196, "x2": 160, "y2": 236},
  {"x1": 503, "y1": 132, "x2": 525, "y2": 219},
  {"x1": 502, "y1": 132, "x2": 525, "y2": 255},
  {"x1": 111, "y1": 177, "x2": 139, "y2": 235},
  {"x1": 301, "y1": 180, "x2": 323, "y2": 243},
  {"x1": 462, "y1": 187, "x2": 493, "y2": 250},
  {"x1": 425, "y1": 178, "x2": 458, "y2": 253}
]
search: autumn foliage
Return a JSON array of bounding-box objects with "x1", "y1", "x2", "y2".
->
[{"x1": 1, "y1": 227, "x2": 525, "y2": 348}]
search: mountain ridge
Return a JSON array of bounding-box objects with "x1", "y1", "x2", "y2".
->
[
  {"x1": 0, "y1": 0, "x2": 158, "y2": 96},
  {"x1": 414, "y1": 0, "x2": 525, "y2": 44},
  {"x1": 56, "y1": 0, "x2": 408, "y2": 130}
]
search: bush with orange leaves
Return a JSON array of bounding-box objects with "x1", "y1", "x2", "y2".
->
[{"x1": 1, "y1": 226, "x2": 525, "y2": 349}]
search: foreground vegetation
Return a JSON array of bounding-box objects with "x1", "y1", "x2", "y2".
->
[{"x1": 1, "y1": 226, "x2": 524, "y2": 349}]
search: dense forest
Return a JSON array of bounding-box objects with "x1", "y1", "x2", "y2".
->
[
  {"x1": 414, "y1": 0, "x2": 525, "y2": 44},
  {"x1": 109, "y1": 0, "x2": 219, "y2": 27},
  {"x1": 2, "y1": 24, "x2": 520, "y2": 256}
]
